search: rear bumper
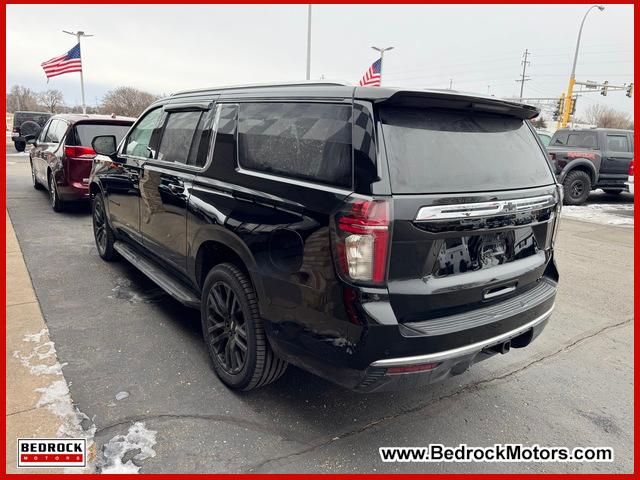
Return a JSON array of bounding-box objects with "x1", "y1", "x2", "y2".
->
[
  {"x1": 266, "y1": 273, "x2": 557, "y2": 392},
  {"x1": 57, "y1": 182, "x2": 90, "y2": 201},
  {"x1": 359, "y1": 306, "x2": 552, "y2": 392}
]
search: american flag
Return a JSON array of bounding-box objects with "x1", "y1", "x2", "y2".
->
[
  {"x1": 41, "y1": 43, "x2": 82, "y2": 79},
  {"x1": 358, "y1": 58, "x2": 382, "y2": 87}
]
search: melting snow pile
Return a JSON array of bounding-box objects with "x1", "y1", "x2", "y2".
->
[
  {"x1": 562, "y1": 203, "x2": 634, "y2": 227},
  {"x1": 16, "y1": 328, "x2": 96, "y2": 470},
  {"x1": 96, "y1": 422, "x2": 158, "y2": 473}
]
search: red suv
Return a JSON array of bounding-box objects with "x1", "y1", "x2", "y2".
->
[{"x1": 29, "y1": 114, "x2": 134, "y2": 211}]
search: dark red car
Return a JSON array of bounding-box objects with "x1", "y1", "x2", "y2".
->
[{"x1": 29, "y1": 114, "x2": 135, "y2": 211}]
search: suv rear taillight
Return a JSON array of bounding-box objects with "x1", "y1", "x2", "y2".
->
[
  {"x1": 12, "y1": 127, "x2": 19, "y2": 133},
  {"x1": 629, "y1": 160, "x2": 635, "y2": 176},
  {"x1": 332, "y1": 198, "x2": 391, "y2": 286},
  {"x1": 64, "y1": 146, "x2": 96, "y2": 159}
]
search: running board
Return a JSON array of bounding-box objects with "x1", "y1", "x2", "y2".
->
[{"x1": 113, "y1": 241, "x2": 200, "y2": 309}]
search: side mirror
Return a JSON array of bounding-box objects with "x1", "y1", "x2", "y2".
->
[
  {"x1": 24, "y1": 134, "x2": 37, "y2": 145},
  {"x1": 92, "y1": 135, "x2": 118, "y2": 159}
]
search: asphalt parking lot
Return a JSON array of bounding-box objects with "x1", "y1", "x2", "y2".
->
[{"x1": 5, "y1": 143, "x2": 634, "y2": 473}]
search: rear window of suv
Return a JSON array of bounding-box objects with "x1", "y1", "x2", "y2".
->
[
  {"x1": 380, "y1": 107, "x2": 555, "y2": 194},
  {"x1": 71, "y1": 123, "x2": 131, "y2": 147}
]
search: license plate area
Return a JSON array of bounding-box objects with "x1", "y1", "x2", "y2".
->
[{"x1": 434, "y1": 228, "x2": 538, "y2": 277}]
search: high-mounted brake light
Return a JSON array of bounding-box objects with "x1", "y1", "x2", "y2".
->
[
  {"x1": 333, "y1": 198, "x2": 391, "y2": 285},
  {"x1": 64, "y1": 146, "x2": 96, "y2": 159}
]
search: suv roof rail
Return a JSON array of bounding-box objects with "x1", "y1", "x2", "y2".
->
[{"x1": 171, "y1": 81, "x2": 351, "y2": 96}]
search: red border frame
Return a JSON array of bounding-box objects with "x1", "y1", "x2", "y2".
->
[{"x1": 2, "y1": 1, "x2": 637, "y2": 477}]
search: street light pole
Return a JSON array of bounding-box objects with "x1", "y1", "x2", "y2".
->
[
  {"x1": 63, "y1": 30, "x2": 93, "y2": 114},
  {"x1": 559, "y1": 5, "x2": 604, "y2": 128},
  {"x1": 371, "y1": 46, "x2": 394, "y2": 86},
  {"x1": 305, "y1": 5, "x2": 312, "y2": 80}
]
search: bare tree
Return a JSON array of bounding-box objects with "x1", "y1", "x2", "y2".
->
[
  {"x1": 531, "y1": 116, "x2": 548, "y2": 129},
  {"x1": 6, "y1": 85, "x2": 39, "y2": 112},
  {"x1": 100, "y1": 87, "x2": 160, "y2": 117},
  {"x1": 583, "y1": 104, "x2": 634, "y2": 130},
  {"x1": 38, "y1": 89, "x2": 65, "y2": 113}
]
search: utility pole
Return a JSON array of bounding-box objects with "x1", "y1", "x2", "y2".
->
[
  {"x1": 559, "y1": 5, "x2": 605, "y2": 128},
  {"x1": 63, "y1": 30, "x2": 93, "y2": 114},
  {"x1": 449, "y1": 78, "x2": 453, "y2": 90},
  {"x1": 305, "y1": 5, "x2": 312, "y2": 80},
  {"x1": 371, "y1": 46, "x2": 394, "y2": 86},
  {"x1": 517, "y1": 49, "x2": 531, "y2": 101}
]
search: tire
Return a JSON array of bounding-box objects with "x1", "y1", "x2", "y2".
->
[
  {"x1": 201, "y1": 263, "x2": 287, "y2": 391},
  {"x1": 31, "y1": 161, "x2": 43, "y2": 190},
  {"x1": 48, "y1": 172, "x2": 64, "y2": 212},
  {"x1": 603, "y1": 189, "x2": 623, "y2": 195},
  {"x1": 562, "y1": 170, "x2": 591, "y2": 206},
  {"x1": 14, "y1": 141, "x2": 25, "y2": 152},
  {"x1": 92, "y1": 193, "x2": 118, "y2": 261}
]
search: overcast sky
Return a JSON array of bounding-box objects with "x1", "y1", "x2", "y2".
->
[{"x1": 6, "y1": 4, "x2": 634, "y2": 119}]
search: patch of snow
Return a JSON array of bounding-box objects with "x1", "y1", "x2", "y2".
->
[
  {"x1": 562, "y1": 203, "x2": 634, "y2": 228},
  {"x1": 96, "y1": 422, "x2": 157, "y2": 474},
  {"x1": 13, "y1": 330, "x2": 64, "y2": 376},
  {"x1": 17, "y1": 329, "x2": 97, "y2": 471},
  {"x1": 24, "y1": 328, "x2": 47, "y2": 343},
  {"x1": 115, "y1": 391, "x2": 130, "y2": 401}
]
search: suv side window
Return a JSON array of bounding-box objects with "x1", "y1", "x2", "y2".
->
[
  {"x1": 237, "y1": 102, "x2": 353, "y2": 188},
  {"x1": 550, "y1": 132, "x2": 567, "y2": 146},
  {"x1": 606, "y1": 134, "x2": 630, "y2": 152},
  {"x1": 125, "y1": 108, "x2": 163, "y2": 158},
  {"x1": 157, "y1": 110, "x2": 203, "y2": 164},
  {"x1": 187, "y1": 108, "x2": 217, "y2": 167}
]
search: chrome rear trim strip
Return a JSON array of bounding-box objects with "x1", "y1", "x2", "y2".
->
[
  {"x1": 415, "y1": 195, "x2": 555, "y2": 221},
  {"x1": 370, "y1": 305, "x2": 554, "y2": 367}
]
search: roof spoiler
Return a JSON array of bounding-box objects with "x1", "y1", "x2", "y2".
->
[{"x1": 363, "y1": 90, "x2": 540, "y2": 120}]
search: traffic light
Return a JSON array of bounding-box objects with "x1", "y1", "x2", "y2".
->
[
  {"x1": 570, "y1": 96, "x2": 577, "y2": 115},
  {"x1": 553, "y1": 94, "x2": 565, "y2": 121},
  {"x1": 601, "y1": 80, "x2": 609, "y2": 96},
  {"x1": 627, "y1": 83, "x2": 633, "y2": 98}
]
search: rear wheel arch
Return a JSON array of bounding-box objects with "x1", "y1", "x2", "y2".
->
[
  {"x1": 195, "y1": 240, "x2": 251, "y2": 290},
  {"x1": 561, "y1": 160, "x2": 597, "y2": 184}
]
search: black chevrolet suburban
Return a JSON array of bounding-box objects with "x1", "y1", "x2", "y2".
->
[{"x1": 89, "y1": 83, "x2": 561, "y2": 392}]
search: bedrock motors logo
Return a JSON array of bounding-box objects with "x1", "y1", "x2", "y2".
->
[{"x1": 18, "y1": 439, "x2": 86, "y2": 468}]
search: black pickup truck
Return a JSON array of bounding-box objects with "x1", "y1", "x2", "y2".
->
[{"x1": 547, "y1": 128, "x2": 634, "y2": 205}]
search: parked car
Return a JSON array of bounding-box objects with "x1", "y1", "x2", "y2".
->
[
  {"x1": 535, "y1": 129, "x2": 553, "y2": 147},
  {"x1": 89, "y1": 83, "x2": 560, "y2": 392},
  {"x1": 626, "y1": 160, "x2": 634, "y2": 195},
  {"x1": 547, "y1": 128, "x2": 634, "y2": 205},
  {"x1": 11, "y1": 111, "x2": 52, "y2": 152},
  {"x1": 29, "y1": 114, "x2": 135, "y2": 211}
]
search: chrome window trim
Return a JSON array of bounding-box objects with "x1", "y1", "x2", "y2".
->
[{"x1": 415, "y1": 194, "x2": 555, "y2": 221}]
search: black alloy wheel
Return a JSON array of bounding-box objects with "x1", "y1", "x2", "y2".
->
[
  {"x1": 201, "y1": 263, "x2": 287, "y2": 391},
  {"x1": 206, "y1": 280, "x2": 249, "y2": 375},
  {"x1": 92, "y1": 193, "x2": 118, "y2": 261}
]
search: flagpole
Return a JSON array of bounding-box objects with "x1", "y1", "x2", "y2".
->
[
  {"x1": 371, "y1": 46, "x2": 394, "y2": 86},
  {"x1": 63, "y1": 30, "x2": 93, "y2": 114},
  {"x1": 305, "y1": 5, "x2": 312, "y2": 80}
]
